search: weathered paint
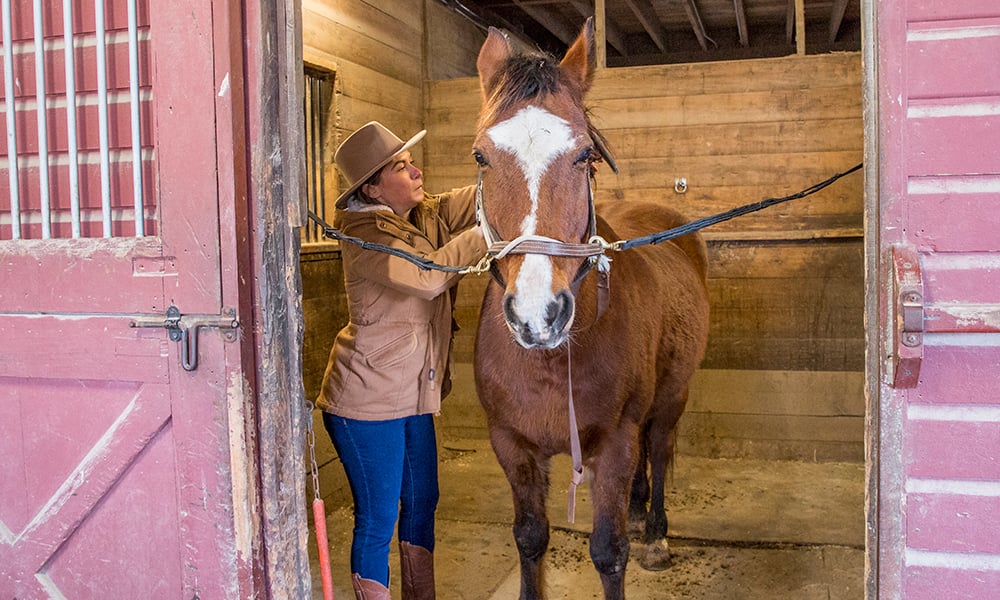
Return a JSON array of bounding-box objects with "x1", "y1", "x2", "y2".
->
[
  {"x1": 873, "y1": 0, "x2": 1000, "y2": 597},
  {"x1": 0, "y1": 0, "x2": 258, "y2": 597}
]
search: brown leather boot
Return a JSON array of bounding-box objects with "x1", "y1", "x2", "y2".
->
[
  {"x1": 399, "y1": 541, "x2": 435, "y2": 600},
  {"x1": 352, "y1": 573, "x2": 390, "y2": 600}
]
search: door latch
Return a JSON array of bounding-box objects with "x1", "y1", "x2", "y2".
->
[
  {"x1": 887, "y1": 245, "x2": 923, "y2": 388},
  {"x1": 131, "y1": 306, "x2": 240, "y2": 371}
]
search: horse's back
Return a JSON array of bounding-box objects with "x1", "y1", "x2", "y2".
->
[{"x1": 596, "y1": 200, "x2": 708, "y2": 283}]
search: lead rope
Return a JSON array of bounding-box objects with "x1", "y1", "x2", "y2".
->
[
  {"x1": 566, "y1": 345, "x2": 585, "y2": 523},
  {"x1": 306, "y1": 401, "x2": 335, "y2": 600}
]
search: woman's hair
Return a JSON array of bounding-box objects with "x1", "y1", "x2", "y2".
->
[{"x1": 355, "y1": 168, "x2": 384, "y2": 205}]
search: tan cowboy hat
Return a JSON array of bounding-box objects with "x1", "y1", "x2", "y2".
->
[{"x1": 334, "y1": 121, "x2": 427, "y2": 209}]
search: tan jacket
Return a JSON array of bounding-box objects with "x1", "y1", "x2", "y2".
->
[{"x1": 317, "y1": 185, "x2": 487, "y2": 420}]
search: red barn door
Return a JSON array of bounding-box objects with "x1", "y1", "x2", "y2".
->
[
  {"x1": 1, "y1": 1, "x2": 262, "y2": 597},
  {"x1": 870, "y1": 0, "x2": 1000, "y2": 597}
]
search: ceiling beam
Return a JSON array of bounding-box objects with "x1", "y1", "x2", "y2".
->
[
  {"x1": 680, "y1": 0, "x2": 710, "y2": 51},
  {"x1": 785, "y1": 0, "x2": 795, "y2": 44},
  {"x1": 568, "y1": 0, "x2": 628, "y2": 56},
  {"x1": 828, "y1": 0, "x2": 850, "y2": 43},
  {"x1": 795, "y1": 0, "x2": 806, "y2": 54},
  {"x1": 512, "y1": 0, "x2": 577, "y2": 45},
  {"x1": 733, "y1": 0, "x2": 749, "y2": 47},
  {"x1": 623, "y1": 0, "x2": 669, "y2": 53}
]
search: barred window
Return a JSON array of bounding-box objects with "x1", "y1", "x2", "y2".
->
[{"x1": 302, "y1": 65, "x2": 335, "y2": 244}]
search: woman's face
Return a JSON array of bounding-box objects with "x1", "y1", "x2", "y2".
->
[{"x1": 363, "y1": 151, "x2": 423, "y2": 216}]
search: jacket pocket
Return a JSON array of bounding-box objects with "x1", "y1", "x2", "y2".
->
[{"x1": 364, "y1": 329, "x2": 418, "y2": 369}]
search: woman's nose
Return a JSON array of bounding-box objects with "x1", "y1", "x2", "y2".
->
[{"x1": 409, "y1": 164, "x2": 422, "y2": 178}]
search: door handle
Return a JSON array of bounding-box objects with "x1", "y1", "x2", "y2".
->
[{"x1": 131, "y1": 306, "x2": 240, "y2": 371}]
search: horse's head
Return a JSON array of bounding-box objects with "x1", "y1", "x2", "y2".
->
[{"x1": 474, "y1": 18, "x2": 607, "y2": 350}]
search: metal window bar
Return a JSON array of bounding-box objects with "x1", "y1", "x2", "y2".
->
[
  {"x1": 32, "y1": 0, "x2": 50, "y2": 238},
  {"x1": 2, "y1": 0, "x2": 20, "y2": 239},
  {"x1": 1, "y1": 0, "x2": 147, "y2": 240},
  {"x1": 303, "y1": 66, "x2": 333, "y2": 244},
  {"x1": 94, "y1": 0, "x2": 113, "y2": 237},
  {"x1": 126, "y1": 0, "x2": 143, "y2": 236},
  {"x1": 63, "y1": 0, "x2": 81, "y2": 237}
]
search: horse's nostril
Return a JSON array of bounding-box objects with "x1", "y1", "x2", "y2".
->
[
  {"x1": 548, "y1": 290, "x2": 575, "y2": 331},
  {"x1": 502, "y1": 293, "x2": 519, "y2": 325}
]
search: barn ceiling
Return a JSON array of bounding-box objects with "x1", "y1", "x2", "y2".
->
[{"x1": 439, "y1": 0, "x2": 861, "y2": 66}]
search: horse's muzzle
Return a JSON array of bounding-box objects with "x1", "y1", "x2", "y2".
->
[{"x1": 502, "y1": 289, "x2": 575, "y2": 349}]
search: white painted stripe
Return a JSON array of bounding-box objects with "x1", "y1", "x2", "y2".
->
[
  {"x1": 908, "y1": 175, "x2": 1000, "y2": 195},
  {"x1": 0, "y1": 148, "x2": 154, "y2": 169},
  {"x1": 0, "y1": 29, "x2": 147, "y2": 55},
  {"x1": 907, "y1": 478, "x2": 1000, "y2": 497},
  {"x1": 908, "y1": 99, "x2": 1000, "y2": 118},
  {"x1": 0, "y1": 206, "x2": 156, "y2": 227},
  {"x1": 908, "y1": 404, "x2": 1000, "y2": 423},
  {"x1": 0, "y1": 89, "x2": 154, "y2": 113},
  {"x1": 907, "y1": 24, "x2": 1000, "y2": 42},
  {"x1": 906, "y1": 548, "x2": 1000, "y2": 571},
  {"x1": 923, "y1": 253, "x2": 1000, "y2": 270},
  {"x1": 924, "y1": 332, "x2": 1000, "y2": 347}
]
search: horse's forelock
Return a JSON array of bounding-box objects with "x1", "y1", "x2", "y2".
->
[{"x1": 480, "y1": 52, "x2": 585, "y2": 130}]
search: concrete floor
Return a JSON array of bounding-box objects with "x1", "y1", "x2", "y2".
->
[{"x1": 307, "y1": 436, "x2": 865, "y2": 599}]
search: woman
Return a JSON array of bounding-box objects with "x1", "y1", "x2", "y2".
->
[{"x1": 317, "y1": 121, "x2": 486, "y2": 600}]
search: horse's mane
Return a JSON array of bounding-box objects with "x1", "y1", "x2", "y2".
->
[{"x1": 479, "y1": 50, "x2": 616, "y2": 170}]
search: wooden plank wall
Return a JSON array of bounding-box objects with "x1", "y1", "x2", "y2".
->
[{"x1": 426, "y1": 52, "x2": 866, "y2": 461}]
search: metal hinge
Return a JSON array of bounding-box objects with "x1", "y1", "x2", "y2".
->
[
  {"x1": 131, "y1": 306, "x2": 239, "y2": 371},
  {"x1": 887, "y1": 245, "x2": 923, "y2": 388}
]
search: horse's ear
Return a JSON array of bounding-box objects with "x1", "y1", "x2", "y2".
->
[
  {"x1": 560, "y1": 17, "x2": 596, "y2": 94},
  {"x1": 478, "y1": 27, "x2": 512, "y2": 100}
]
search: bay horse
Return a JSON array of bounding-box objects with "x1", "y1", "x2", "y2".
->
[{"x1": 472, "y1": 18, "x2": 711, "y2": 600}]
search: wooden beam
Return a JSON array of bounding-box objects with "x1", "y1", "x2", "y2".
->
[
  {"x1": 795, "y1": 0, "x2": 806, "y2": 54},
  {"x1": 512, "y1": 0, "x2": 576, "y2": 45},
  {"x1": 785, "y1": 0, "x2": 795, "y2": 44},
  {"x1": 733, "y1": 0, "x2": 749, "y2": 47},
  {"x1": 680, "y1": 0, "x2": 710, "y2": 51},
  {"x1": 568, "y1": 0, "x2": 627, "y2": 57},
  {"x1": 623, "y1": 0, "x2": 669, "y2": 53},
  {"x1": 828, "y1": 0, "x2": 850, "y2": 43},
  {"x1": 595, "y1": 0, "x2": 607, "y2": 68}
]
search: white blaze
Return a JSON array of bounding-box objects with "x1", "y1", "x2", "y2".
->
[{"x1": 487, "y1": 106, "x2": 578, "y2": 340}]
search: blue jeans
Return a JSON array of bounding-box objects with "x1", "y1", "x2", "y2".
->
[{"x1": 322, "y1": 412, "x2": 439, "y2": 587}]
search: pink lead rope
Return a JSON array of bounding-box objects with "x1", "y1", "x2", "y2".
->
[{"x1": 566, "y1": 345, "x2": 585, "y2": 523}]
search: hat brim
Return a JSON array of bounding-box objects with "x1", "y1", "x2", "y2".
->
[{"x1": 335, "y1": 129, "x2": 427, "y2": 209}]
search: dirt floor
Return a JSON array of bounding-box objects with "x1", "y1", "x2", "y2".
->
[{"x1": 308, "y1": 436, "x2": 865, "y2": 599}]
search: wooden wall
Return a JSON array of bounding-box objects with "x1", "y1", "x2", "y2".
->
[{"x1": 426, "y1": 52, "x2": 866, "y2": 462}]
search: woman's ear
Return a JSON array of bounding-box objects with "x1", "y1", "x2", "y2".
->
[{"x1": 362, "y1": 182, "x2": 380, "y2": 200}]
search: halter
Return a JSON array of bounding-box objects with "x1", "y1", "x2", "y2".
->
[{"x1": 474, "y1": 164, "x2": 615, "y2": 319}]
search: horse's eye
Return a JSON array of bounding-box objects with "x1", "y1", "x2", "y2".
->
[
  {"x1": 574, "y1": 147, "x2": 596, "y2": 166},
  {"x1": 473, "y1": 150, "x2": 489, "y2": 167}
]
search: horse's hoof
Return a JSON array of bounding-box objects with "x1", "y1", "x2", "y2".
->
[{"x1": 636, "y1": 539, "x2": 671, "y2": 571}]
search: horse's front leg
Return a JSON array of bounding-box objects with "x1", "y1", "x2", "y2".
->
[
  {"x1": 588, "y1": 425, "x2": 641, "y2": 600},
  {"x1": 489, "y1": 427, "x2": 552, "y2": 600}
]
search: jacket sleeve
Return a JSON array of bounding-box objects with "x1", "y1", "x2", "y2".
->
[
  {"x1": 343, "y1": 224, "x2": 487, "y2": 302},
  {"x1": 436, "y1": 185, "x2": 479, "y2": 232}
]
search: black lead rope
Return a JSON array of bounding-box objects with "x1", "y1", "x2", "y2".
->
[
  {"x1": 617, "y1": 161, "x2": 863, "y2": 251},
  {"x1": 306, "y1": 213, "x2": 475, "y2": 274},
  {"x1": 307, "y1": 162, "x2": 863, "y2": 272}
]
